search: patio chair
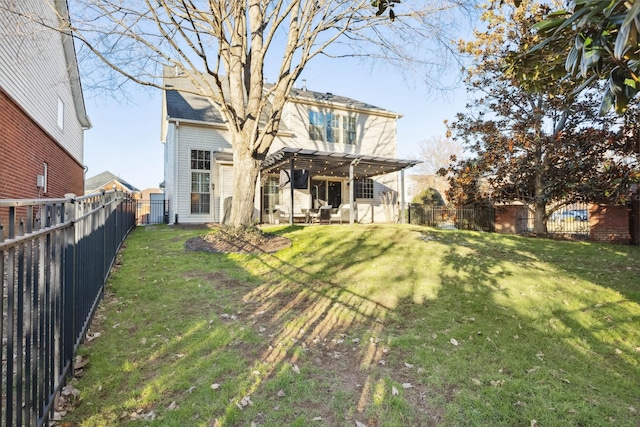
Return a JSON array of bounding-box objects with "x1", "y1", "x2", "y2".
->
[
  {"x1": 330, "y1": 204, "x2": 351, "y2": 224},
  {"x1": 317, "y1": 205, "x2": 332, "y2": 224},
  {"x1": 273, "y1": 205, "x2": 289, "y2": 224}
]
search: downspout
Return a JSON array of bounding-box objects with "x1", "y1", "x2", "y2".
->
[
  {"x1": 400, "y1": 169, "x2": 406, "y2": 224},
  {"x1": 349, "y1": 158, "x2": 360, "y2": 224},
  {"x1": 174, "y1": 121, "x2": 179, "y2": 224},
  {"x1": 289, "y1": 158, "x2": 294, "y2": 225}
]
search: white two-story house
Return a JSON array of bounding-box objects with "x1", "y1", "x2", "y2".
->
[{"x1": 161, "y1": 67, "x2": 418, "y2": 225}]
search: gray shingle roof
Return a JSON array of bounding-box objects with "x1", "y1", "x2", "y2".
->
[
  {"x1": 165, "y1": 90, "x2": 225, "y2": 124},
  {"x1": 163, "y1": 66, "x2": 398, "y2": 125},
  {"x1": 85, "y1": 171, "x2": 140, "y2": 193}
]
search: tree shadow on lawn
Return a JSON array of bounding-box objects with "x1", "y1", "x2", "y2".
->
[
  {"x1": 67, "y1": 225, "x2": 640, "y2": 426},
  {"x1": 425, "y1": 230, "x2": 640, "y2": 426}
]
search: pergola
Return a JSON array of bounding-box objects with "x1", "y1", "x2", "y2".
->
[{"x1": 260, "y1": 147, "x2": 421, "y2": 224}]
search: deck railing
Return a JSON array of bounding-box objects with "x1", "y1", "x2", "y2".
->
[{"x1": 0, "y1": 191, "x2": 135, "y2": 427}]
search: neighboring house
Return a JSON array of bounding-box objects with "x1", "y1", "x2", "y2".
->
[
  {"x1": 161, "y1": 67, "x2": 419, "y2": 224},
  {"x1": 84, "y1": 171, "x2": 140, "y2": 196},
  {"x1": 0, "y1": 0, "x2": 91, "y2": 200}
]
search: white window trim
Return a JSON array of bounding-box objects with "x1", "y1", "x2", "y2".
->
[
  {"x1": 190, "y1": 149, "x2": 211, "y2": 215},
  {"x1": 308, "y1": 110, "x2": 356, "y2": 144}
]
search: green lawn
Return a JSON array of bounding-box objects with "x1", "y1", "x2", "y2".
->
[{"x1": 63, "y1": 224, "x2": 640, "y2": 426}]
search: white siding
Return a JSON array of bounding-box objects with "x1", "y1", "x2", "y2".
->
[
  {"x1": 174, "y1": 123, "x2": 232, "y2": 223},
  {"x1": 275, "y1": 101, "x2": 397, "y2": 159},
  {"x1": 0, "y1": 0, "x2": 85, "y2": 162},
  {"x1": 164, "y1": 124, "x2": 177, "y2": 223}
]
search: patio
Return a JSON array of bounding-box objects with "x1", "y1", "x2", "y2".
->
[{"x1": 260, "y1": 147, "x2": 420, "y2": 225}]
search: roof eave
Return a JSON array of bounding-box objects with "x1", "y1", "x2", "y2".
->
[{"x1": 55, "y1": 0, "x2": 92, "y2": 129}]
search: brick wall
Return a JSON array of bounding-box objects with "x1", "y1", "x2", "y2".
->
[
  {"x1": 589, "y1": 204, "x2": 631, "y2": 244},
  {"x1": 0, "y1": 89, "x2": 84, "y2": 200},
  {"x1": 495, "y1": 205, "x2": 529, "y2": 234}
]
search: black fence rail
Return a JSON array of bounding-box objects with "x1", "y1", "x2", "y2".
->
[
  {"x1": 136, "y1": 199, "x2": 166, "y2": 225},
  {"x1": 409, "y1": 204, "x2": 495, "y2": 232},
  {"x1": 0, "y1": 191, "x2": 136, "y2": 427},
  {"x1": 516, "y1": 202, "x2": 591, "y2": 236}
]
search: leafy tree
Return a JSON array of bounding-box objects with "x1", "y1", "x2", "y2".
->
[
  {"x1": 1, "y1": 0, "x2": 474, "y2": 226},
  {"x1": 530, "y1": 0, "x2": 640, "y2": 114},
  {"x1": 412, "y1": 187, "x2": 445, "y2": 206},
  {"x1": 442, "y1": 0, "x2": 633, "y2": 234}
]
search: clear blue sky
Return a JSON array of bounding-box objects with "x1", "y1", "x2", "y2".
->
[{"x1": 82, "y1": 56, "x2": 468, "y2": 191}]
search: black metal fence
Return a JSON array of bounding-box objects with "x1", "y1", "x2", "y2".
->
[
  {"x1": 0, "y1": 191, "x2": 136, "y2": 426},
  {"x1": 136, "y1": 199, "x2": 166, "y2": 225},
  {"x1": 408, "y1": 204, "x2": 495, "y2": 232},
  {"x1": 517, "y1": 202, "x2": 591, "y2": 237}
]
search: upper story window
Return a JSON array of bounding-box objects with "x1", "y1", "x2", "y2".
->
[
  {"x1": 308, "y1": 110, "x2": 356, "y2": 144},
  {"x1": 343, "y1": 116, "x2": 356, "y2": 144}
]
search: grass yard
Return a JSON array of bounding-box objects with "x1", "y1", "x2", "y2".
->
[{"x1": 62, "y1": 224, "x2": 640, "y2": 426}]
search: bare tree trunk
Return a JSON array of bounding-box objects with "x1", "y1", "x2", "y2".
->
[{"x1": 229, "y1": 149, "x2": 262, "y2": 227}]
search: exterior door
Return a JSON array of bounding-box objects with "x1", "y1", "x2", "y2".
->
[{"x1": 219, "y1": 164, "x2": 234, "y2": 223}]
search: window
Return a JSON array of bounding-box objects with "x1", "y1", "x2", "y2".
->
[
  {"x1": 343, "y1": 116, "x2": 356, "y2": 144},
  {"x1": 190, "y1": 150, "x2": 211, "y2": 214},
  {"x1": 263, "y1": 176, "x2": 280, "y2": 214},
  {"x1": 57, "y1": 98, "x2": 64, "y2": 130},
  {"x1": 309, "y1": 111, "x2": 324, "y2": 141},
  {"x1": 308, "y1": 111, "x2": 356, "y2": 143},
  {"x1": 355, "y1": 178, "x2": 374, "y2": 199},
  {"x1": 326, "y1": 113, "x2": 340, "y2": 143}
]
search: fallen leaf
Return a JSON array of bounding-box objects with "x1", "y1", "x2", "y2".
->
[
  {"x1": 526, "y1": 366, "x2": 540, "y2": 374},
  {"x1": 355, "y1": 421, "x2": 368, "y2": 427},
  {"x1": 210, "y1": 383, "x2": 220, "y2": 390},
  {"x1": 404, "y1": 362, "x2": 414, "y2": 368},
  {"x1": 292, "y1": 364, "x2": 300, "y2": 374},
  {"x1": 277, "y1": 389, "x2": 286, "y2": 397},
  {"x1": 471, "y1": 378, "x2": 482, "y2": 386},
  {"x1": 490, "y1": 380, "x2": 505, "y2": 387},
  {"x1": 560, "y1": 378, "x2": 571, "y2": 384},
  {"x1": 167, "y1": 401, "x2": 178, "y2": 411},
  {"x1": 85, "y1": 332, "x2": 101, "y2": 342},
  {"x1": 378, "y1": 359, "x2": 386, "y2": 365},
  {"x1": 450, "y1": 338, "x2": 459, "y2": 346},
  {"x1": 615, "y1": 348, "x2": 622, "y2": 355},
  {"x1": 530, "y1": 420, "x2": 537, "y2": 427},
  {"x1": 74, "y1": 355, "x2": 89, "y2": 370},
  {"x1": 61, "y1": 385, "x2": 80, "y2": 397},
  {"x1": 629, "y1": 406, "x2": 637, "y2": 413},
  {"x1": 402, "y1": 383, "x2": 413, "y2": 389},
  {"x1": 392, "y1": 386, "x2": 399, "y2": 396}
]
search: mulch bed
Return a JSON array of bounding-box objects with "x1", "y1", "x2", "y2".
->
[{"x1": 184, "y1": 225, "x2": 291, "y2": 254}]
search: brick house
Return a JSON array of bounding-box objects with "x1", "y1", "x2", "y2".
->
[{"x1": 0, "y1": 0, "x2": 91, "y2": 201}]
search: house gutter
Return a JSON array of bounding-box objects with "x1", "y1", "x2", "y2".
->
[{"x1": 55, "y1": 0, "x2": 92, "y2": 129}]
